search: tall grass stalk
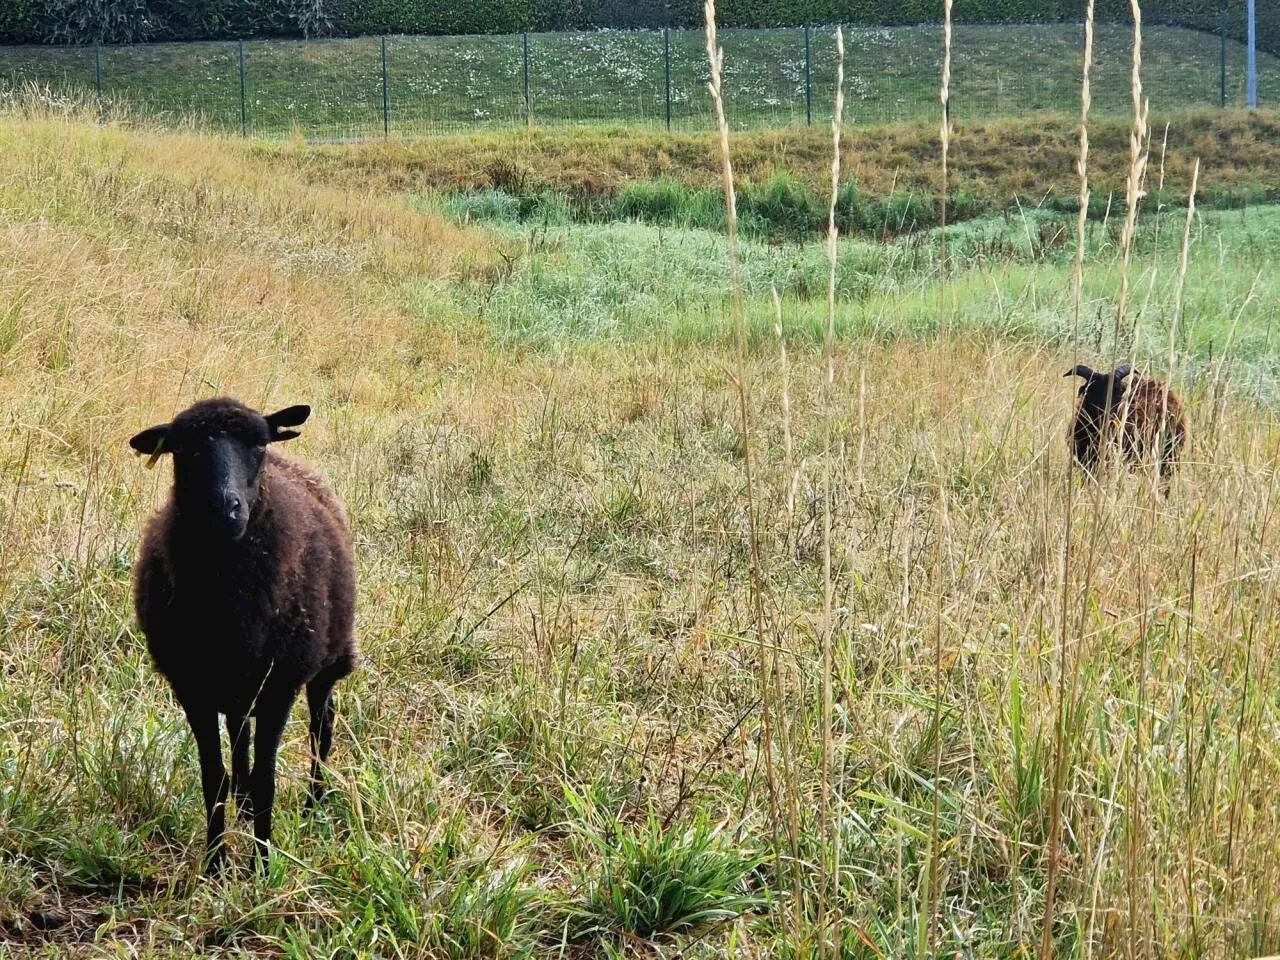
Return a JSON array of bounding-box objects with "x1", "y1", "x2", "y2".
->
[
  {"x1": 1161, "y1": 158, "x2": 1198, "y2": 486},
  {"x1": 1040, "y1": 3, "x2": 1093, "y2": 956},
  {"x1": 926, "y1": 3, "x2": 952, "y2": 955},
  {"x1": 1157, "y1": 122, "x2": 1169, "y2": 192},
  {"x1": 819, "y1": 26, "x2": 846, "y2": 958},
  {"x1": 1113, "y1": 0, "x2": 1150, "y2": 363},
  {"x1": 701, "y1": 0, "x2": 778, "y2": 892},
  {"x1": 774, "y1": 286, "x2": 795, "y2": 527},
  {"x1": 856, "y1": 366, "x2": 866, "y2": 491},
  {"x1": 769, "y1": 283, "x2": 805, "y2": 934},
  {"x1": 1183, "y1": 538, "x2": 1201, "y2": 955},
  {"x1": 1114, "y1": 5, "x2": 1152, "y2": 950}
]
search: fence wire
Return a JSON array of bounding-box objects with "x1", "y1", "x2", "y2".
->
[{"x1": 1, "y1": 20, "x2": 1277, "y2": 141}]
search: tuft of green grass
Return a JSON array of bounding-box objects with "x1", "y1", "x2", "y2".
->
[{"x1": 564, "y1": 798, "x2": 766, "y2": 944}]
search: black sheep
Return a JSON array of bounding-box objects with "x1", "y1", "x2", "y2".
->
[
  {"x1": 130, "y1": 398, "x2": 357, "y2": 874},
  {"x1": 1066, "y1": 362, "x2": 1187, "y2": 491}
]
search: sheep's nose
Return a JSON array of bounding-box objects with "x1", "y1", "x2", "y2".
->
[{"x1": 222, "y1": 492, "x2": 244, "y2": 522}]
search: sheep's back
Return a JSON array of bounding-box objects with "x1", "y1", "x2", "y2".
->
[
  {"x1": 266, "y1": 451, "x2": 350, "y2": 532},
  {"x1": 1125, "y1": 377, "x2": 1184, "y2": 422},
  {"x1": 1121, "y1": 377, "x2": 1187, "y2": 461}
]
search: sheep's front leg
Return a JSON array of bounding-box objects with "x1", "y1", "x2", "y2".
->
[
  {"x1": 183, "y1": 705, "x2": 229, "y2": 875},
  {"x1": 250, "y1": 692, "x2": 296, "y2": 875}
]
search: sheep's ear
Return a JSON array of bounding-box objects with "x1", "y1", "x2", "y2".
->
[
  {"x1": 130, "y1": 424, "x2": 171, "y2": 468},
  {"x1": 1065, "y1": 364, "x2": 1095, "y2": 380},
  {"x1": 130, "y1": 425, "x2": 170, "y2": 456},
  {"x1": 265, "y1": 405, "x2": 311, "y2": 443}
]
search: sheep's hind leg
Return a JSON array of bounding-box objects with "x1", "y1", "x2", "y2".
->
[
  {"x1": 226, "y1": 713, "x2": 253, "y2": 822},
  {"x1": 1158, "y1": 456, "x2": 1176, "y2": 498},
  {"x1": 305, "y1": 666, "x2": 343, "y2": 810},
  {"x1": 183, "y1": 705, "x2": 229, "y2": 876},
  {"x1": 249, "y1": 693, "x2": 295, "y2": 876}
]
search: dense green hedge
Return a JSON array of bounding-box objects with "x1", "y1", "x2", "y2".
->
[
  {"x1": 1, "y1": 0, "x2": 1271, "y2": 51},
  {"x1": 0, "y1": 0, "x2": 44, "y2": 44},
  {"x1": 339, "y1": 0, "x2": 529, "y2": 37}
]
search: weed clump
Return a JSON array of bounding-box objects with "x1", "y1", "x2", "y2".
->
[{"x1": 565, "y1": 807, "x2": 765, "y2": 944}]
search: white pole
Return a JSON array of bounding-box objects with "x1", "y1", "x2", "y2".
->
[{"x1": 1248, "y1": 0, "x2": 1258, "y2": 108}]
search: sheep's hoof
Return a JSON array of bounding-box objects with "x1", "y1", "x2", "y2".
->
[{"x1": 27, "y1": 909, "x2": 69, "y2": 931}]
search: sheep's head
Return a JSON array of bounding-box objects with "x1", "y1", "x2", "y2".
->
[
  {"x1": 1065, "y1": 363, "x2": 1133, "y2": 417},
  {"x1": 130, "y1": 398, "x2": 310, "y2": 541}
]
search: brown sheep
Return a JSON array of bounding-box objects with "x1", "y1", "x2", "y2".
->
[
  {"x1": 129, "y1": 398, "x2": 357, "y2": 874},
  {"x1": 1065, "y1": 362, "x2": 1187, "y2": 492}
]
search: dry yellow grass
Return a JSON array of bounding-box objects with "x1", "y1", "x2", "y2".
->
[{"x1": 0, "y1": 111, "x2": 500, "y2": 546}]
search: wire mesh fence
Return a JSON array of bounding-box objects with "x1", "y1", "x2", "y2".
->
[{"x1": 1, "y1": 20, "x2": 1278, "y2": 141}]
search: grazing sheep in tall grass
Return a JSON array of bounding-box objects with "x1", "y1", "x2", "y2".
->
[
  {"x1": 1066, "y1": 362, "x2": 1187, "y2": 492},
  {"x1": 130, "y1": 398, "x2": 357, "y2": 874}
]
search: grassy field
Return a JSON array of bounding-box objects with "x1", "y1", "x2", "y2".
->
[
  {"x1": 1, "y1": 23, "x2": 1278, "y2": 138},
  {"x1": 4, "y1": 101, "x2": 1280, "y2": 959},
  {"x1": 427, "y1": 198, "x2": 1280, "y2": 392}
]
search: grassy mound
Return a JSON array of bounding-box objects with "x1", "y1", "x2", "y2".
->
[{"x1": 272, "y1": 108, "x2": 1280, "y2": 238}]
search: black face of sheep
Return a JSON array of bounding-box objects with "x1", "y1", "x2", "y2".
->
[
  {"x1": 1066, "y1": 362, "x2": 1131, "y2": 412},
  {"x1": 130, "y1": 398, "x2": 357, "y2": 876},
  {"x1": 130, "y1": 404, "x2": 311, "y2": 541},
  {"x1": 1065, "y1": 363, "x2": 1131, "y2": 471}
]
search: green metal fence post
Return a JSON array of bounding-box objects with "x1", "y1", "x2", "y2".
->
[
  {"x1": 1221, "y1": 5, "x2": 1228, "y2": 107},
  {"x1": 94, "y1": 39, "x2": 101, "y2": 99},
  {"x1": 1248, "y1": 0, "x2": 1257, "y2": 108},
  {"x1": 804, "y1": 24, "x2": 812, "y2": 126},
  {"x1": 381, "y1": 36, "x2": 390, "y2": 137},
  {"x1": 664, "y1": 26, "x2": 672, "y2": 131},
  {"x1": 238, "y1": 39, "x2": 247, "y2": 137},
  {"x1": 523, "y1": 31, "x2": 531, "y2": 127}
]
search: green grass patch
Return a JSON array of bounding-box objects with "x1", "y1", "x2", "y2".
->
[
  {"x1": 430, "y1": 170, "x2": 1280, "y2": 242},
  {"x1": 564, "y1": 800, "x2": 765, "y2": 945},
  {"x1": 426, "y1": 198, "x2": 1280, "y2": 406}
]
